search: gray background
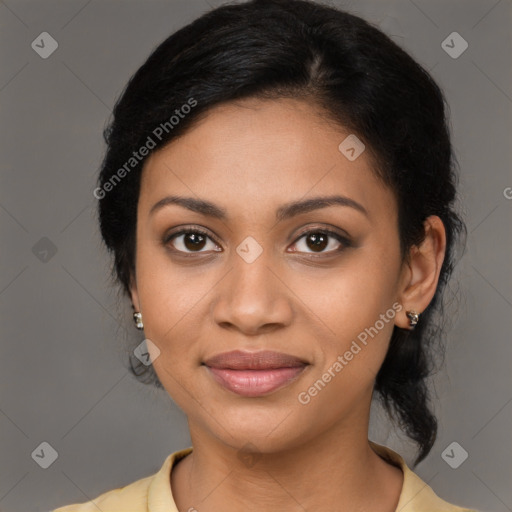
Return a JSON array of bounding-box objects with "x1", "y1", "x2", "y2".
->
[{"x1": 0, "y1": 0, "x2": 511, "y2": 511}]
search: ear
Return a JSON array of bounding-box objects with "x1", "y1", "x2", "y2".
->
[
  {"x1": 395, "y1": 215, "x2": 447, "y2": 329},
  {"x1": 129, "y1": 273, "x2": 141, "y2": 312}
]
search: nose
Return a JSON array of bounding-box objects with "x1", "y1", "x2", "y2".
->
[{"x1": 211, "y1": 245, "x2": 294, "y2": 336}]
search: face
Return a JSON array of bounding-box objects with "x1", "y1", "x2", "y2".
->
[{"x1": 131, "y1": 98, "x2": 409, "y2": 454}]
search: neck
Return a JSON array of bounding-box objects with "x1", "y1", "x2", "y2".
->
[{"x1": 171, "y1": 401, "x2": 403, "y2": 511}]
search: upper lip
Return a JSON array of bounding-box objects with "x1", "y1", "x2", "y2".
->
[{"x1": 203, "y1": 350, "x2": 308, "y2": 370}]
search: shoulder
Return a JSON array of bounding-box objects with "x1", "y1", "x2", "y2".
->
[
  {"x1": 52, "y1": 447, "x2": 193, "y2": 512},
  {"x1": 398, "y1": 466, "x2": 479, "y2": 512},
  {"x1": 369, "y1": 441, "x2": 480, "y2": 512},
  {"x1": 52, "y1": 474, "x2": 153, "y2": 512}
]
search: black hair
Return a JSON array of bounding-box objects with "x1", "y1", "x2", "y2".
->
[{"x1": 96, "y1": 0, "x2": 466, "y2": 466}]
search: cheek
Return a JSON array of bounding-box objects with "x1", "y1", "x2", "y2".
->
[
  {"x1": 291, "y1": 246, "x2": 401, "y2": 381},
  {"x1": 136, "y1": 236, "x2": 209, "y2": 328},
  {"x1": 294, "y1": 296, "x2": 397, "y2": 424},
  {"x1": 134, "y1": 245, "x2": 205, "y2": 372},
  {"x1": 293, "y1": 248, "x2": 400, "y2": 337}
]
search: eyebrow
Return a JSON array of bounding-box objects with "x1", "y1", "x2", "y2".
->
[{"x1": 149, "y1": 194, "x2": 369, "y2": 221}]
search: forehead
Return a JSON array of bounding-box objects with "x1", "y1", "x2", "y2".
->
[{"x1": 138, "y1": 98, "x2": 395, "y2": 222}]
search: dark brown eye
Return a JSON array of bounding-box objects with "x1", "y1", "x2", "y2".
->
[
  {"x1": 182, "y1": 232, "x2": 207, "y2": 251},
  {"x1": 291, "y1": 229, "x2": 350, "y2": 255},
  {"x1": 165, "y1": 229, "x2": 220, "y2": 253},
  {"x1": 305, "y1": 232, "x2": 329, "y2": 252}
]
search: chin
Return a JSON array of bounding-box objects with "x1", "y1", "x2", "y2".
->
[{"x1": 202, "y1": 403, "x2": 312, "y2": 454}]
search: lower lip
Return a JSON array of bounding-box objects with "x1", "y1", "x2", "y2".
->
[{"x1": 206, "y1": 366, "x2": 307, "y2": 397}]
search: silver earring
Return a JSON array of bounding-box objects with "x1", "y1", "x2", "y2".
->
[
  {"x1": 133, "y1": 312, "x2": 144, "y2": 330},
  {"x1": 406, "y1": 310, "x2": 419, "y2": 329}
]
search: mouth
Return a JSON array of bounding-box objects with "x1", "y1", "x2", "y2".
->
[{"x1": 202, "y1": 350, "x2": 309, "y2": 397}]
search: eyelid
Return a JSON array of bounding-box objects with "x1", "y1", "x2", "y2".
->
[
  {"x1": 163, "y1": 225, "x2": 218, "y2": 243},
  {"x1": 292, "y1": 224, "x2": 352, "y2": 244}
]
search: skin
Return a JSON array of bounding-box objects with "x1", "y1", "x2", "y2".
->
[{"x1": 129, "y1": 97, "x2": 446, "y2": 512}]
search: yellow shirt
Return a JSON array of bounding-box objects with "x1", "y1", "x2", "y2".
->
[{"x1": 53, "y1": 440, "x2": 478, "y2": 512}]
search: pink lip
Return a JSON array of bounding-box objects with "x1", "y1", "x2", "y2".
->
[{"x1": 203, "y1": 350, "x2": 309, "y2": 397}]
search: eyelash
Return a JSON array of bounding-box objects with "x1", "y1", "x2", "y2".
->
[{"x1": 163, "y1": 225, "x2": 352, "y2": 258}]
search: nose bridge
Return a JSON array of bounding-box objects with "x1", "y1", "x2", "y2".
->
[
  {"x1": 212, "y1": 236, "x2": 292, "y2": 332},
  {"x1": 233, "y1": 238, "x2": 273, "y2": 297}
]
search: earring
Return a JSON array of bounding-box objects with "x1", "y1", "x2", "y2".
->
[
  {"x1": 133, "y1": 312, "x2": 144, "y2": 330},
  {"x1": 405, "y1": 310, "x2": 419, "y2": 329}
]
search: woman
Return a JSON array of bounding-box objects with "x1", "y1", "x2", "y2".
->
[{"x1": 54, "y1": 0, "x2": 479, "y2": 510}]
